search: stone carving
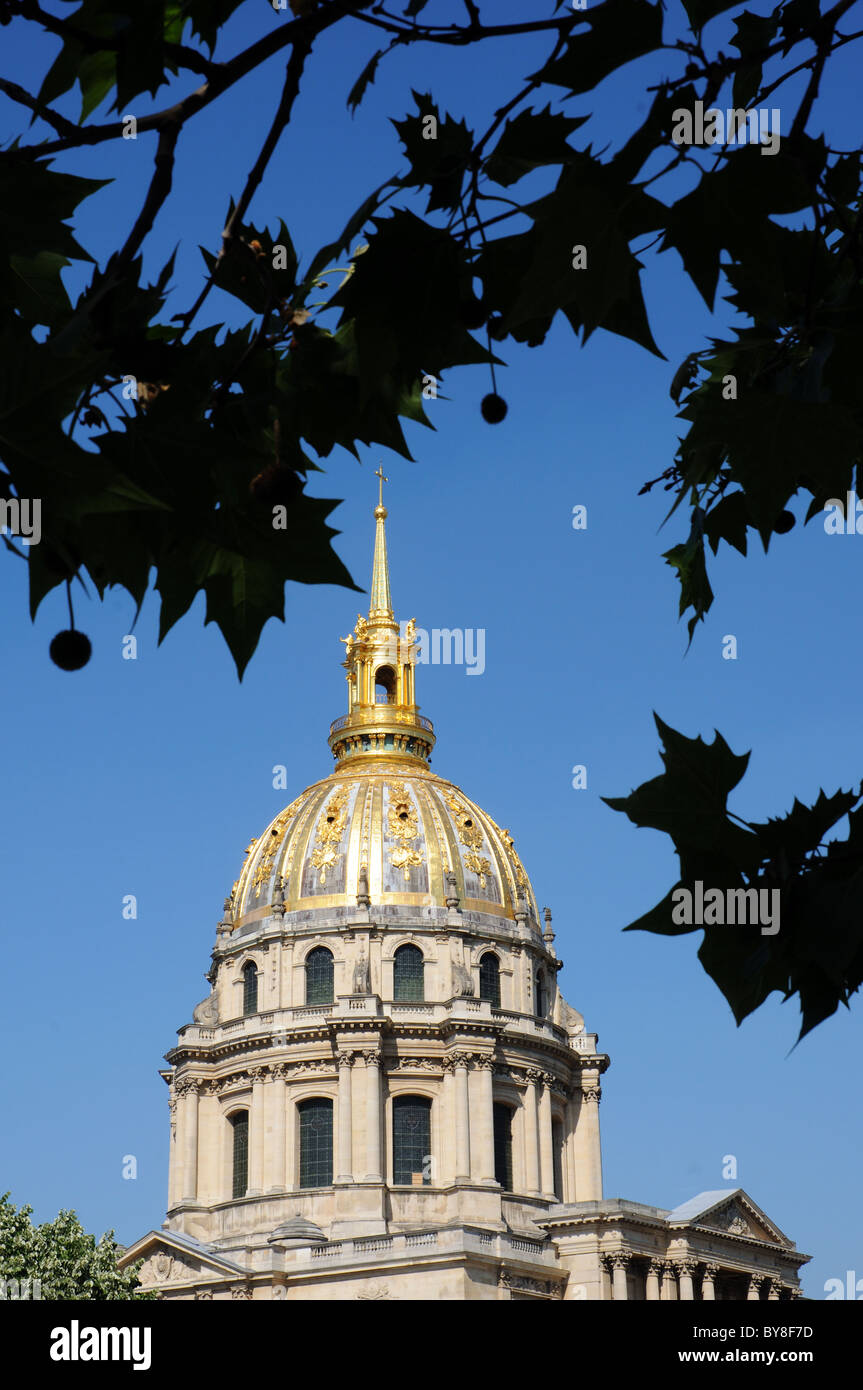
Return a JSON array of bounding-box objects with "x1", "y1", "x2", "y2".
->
[
  {"x1": 498, "y1": 1268, "x2": 563, "y2": 1299},
  {"x1": 194, "y1": 1287, "x2": 213, "y2": 1300},
  {"x1": 231, "y1": 1283, "x2": 253, "y2": 1300},
  {"x1": 193, "y1": 989, "x2": 220, "y2": 1026},
  {"x1": 452, "y1": 959, "x2": 474, "y2": 997},
  {"x1": 710, "y1": 1203, "x2": 754, "y2": 1238},
  {"x1": 352, "y1": 951, "x2": 371, "y2": 995},
  {"x1": 391, "y1": 1057, "x2": 439, "y2": 1072},
  {"x1": 336, "y1": 1051, "x2": 355, "y2": 1069},
  {"x1": 444, "y1": 871, "x2": 460, "y2": 909},
  {"x1": 356, "y1": 1281, "x2": 395, "y2": 1300},
  {"x1": 272, "y1": 1283, "x2": 287, "y2": 1300},
  {"x1": 357, "y1": 865, "x2": 370, "y2": 908}
]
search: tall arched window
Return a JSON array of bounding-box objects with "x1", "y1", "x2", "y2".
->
[
  {"x1": 298, "y1": 1098, "x2": 333, "y2": 1188},
  {"x1": 479, "y1": 952, "x2": 501, "y2": 1007},
  {"x1": 534, "y1": 969, "x2": 546, "y2": 1018},
  {"x1": 305, "y1": 946, "x2": 334, "y2": 1005},
  {"x1": 393, "y1": 943, "x2": 424, "y2": 1002},
  {"x1": 392, "y1": 1095, "x2": 431, "y2": 1185},
  {"x1": 230, "y1": 1112, "x2": 248, "y2": 1199},
  {"x1": 493, "y1": 1103, "x2": 513, "y2": 1191},
  {"x1": 242, "y1": 961, "x2": 258, "y2": 1016}
]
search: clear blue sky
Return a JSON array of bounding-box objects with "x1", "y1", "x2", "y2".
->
[{"x1": 2, "y1": 2, "x2": 861, "y2": 1297}]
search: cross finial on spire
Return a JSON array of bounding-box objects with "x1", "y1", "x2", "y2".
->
[{"x1": 375, "y1": 464, "x2": 388, "y2": 509}]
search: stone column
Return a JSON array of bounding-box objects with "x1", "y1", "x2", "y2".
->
[
  {"x1": 181, "y1": 1080, "x2": 200, "y2": 1203},
  {"x1": 454, "y1": 1055, "x2": 471, "y2": 1183},
  {"x1": 678, "y1": 1259, "x2": 697, "y2": 1301},
  {"x1": 284, "y1": 1081, "x2": 296, "y2": 1191},
  {"x1": 248, "y1": 1067, "x2": 266, "y2": 1195},
  {"x1": 702, "y1": 1264, "x2": 718, "y2": 1300},
  {"x1": 364, "y1": 1049, "x2": 383, "y2": 1182},
  {"x1": 768, "y1": 1279, "x2": 782, "y2": 1301},
  {"x1": 474, "y1": 1056, "x2": 497, "y2": 1186},
  {"x1": 267, "y1": 1066, "x2": 287, "y2": 1191},
  {"x1": 524, "y1": 1073, "x2": 541, "y2": 1196},
  {"x1": 538, "y1": 1073, "x2": 554, "y2": 1197},
  {"x1": 611, "y1": 1254, "x2": 630, "y2": 1301},
  {"x1": 645, "y1": 1260, "x2": 662, "y2": 1301},
  {"x1": 574, "y1": 1083, "x2": 603, "y2": 1200},
  {"x1": 747, "y1": 1275, "x2": 764, "y2": 1301},
  {"x1": 660, "y1": 1262, "x2": 678, "y2": 1300},
  {"x1": 336, "y1": 1051, "x2": 354, "y2": 1183},
  {"x1": 168, "y1": 1086, "x2": 180, "y2": 1207}
]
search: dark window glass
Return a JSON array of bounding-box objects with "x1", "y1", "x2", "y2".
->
[
  {"x1": 393, "y1": 1095, "x2": 431, "y2": 1185},
  {"x1": 305, "y1": 947, "x2": 334, "y2": 1005},
  {"x1": 242, "y1": 962, "x2": 258, "y2": 1016},
  {"x1": 552, "y1": 1119, "x2": 564, "y2": 1201},
  {"x1": 479, "y1": 953, "x2": 501, "y2": 1007},
  {"x1": 493, "y1": 1103, "x2": 513, "y2": 1191},
  {"x1": 230, "y1": 1112, "x2": 248, "y2": 1198},
  {"x1": 393, "y1": 944, "x2": 424, "y2": 1002},
  {"x1": 299, "y1": 1098, "x2": 333, "y2": 1188},
  {"x1": 534, "y1": 970, "x2": 545, "y2": 1017}
]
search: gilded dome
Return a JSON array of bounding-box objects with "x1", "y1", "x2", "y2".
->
[
  {"x1": 232, "y1": 762, "x2": 540, "y2": 929},
  {"x1": 229, "y1": 474, "x2": 541, "y2": 935}
]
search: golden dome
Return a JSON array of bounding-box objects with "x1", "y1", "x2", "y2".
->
[
  {"x1": 230, "y1": 470, "x2": 541, "y2": 933},
  {"x1": 233, "y1": 762, "x2": 540, "y2": 928}
]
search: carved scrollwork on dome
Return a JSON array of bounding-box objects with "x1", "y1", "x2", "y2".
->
[
  {"x1": 310, "y1": 787, "x2": 350, "y2": 885},
  {"x1": 252, "y1": 799, "x2": 302, "y2": 899},
  {"x1": 386, "y1": 781, "x2": 424, "y2": 881},
  {"x1": 446, "y1": 792, "x2": 492, "y2": 887}
]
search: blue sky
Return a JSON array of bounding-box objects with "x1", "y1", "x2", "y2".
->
[{"x1": 1, "y1": 2, "x2": 861, "y2": 1296}]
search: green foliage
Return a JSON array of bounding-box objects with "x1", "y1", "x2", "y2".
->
[
  {"x1": 3, "y1": 0, "x2": 863, "y2": 1033},
  {"x1": 604, "y1": 718, "x2": 863, "y2": 1040},
  {"x1": 0, "y1": 1193, "x2": 155, "y2": 1300}
]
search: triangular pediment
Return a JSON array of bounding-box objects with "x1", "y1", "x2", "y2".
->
[
  {"x1": 667, "y1": 1190, "x2": 793, "y2": 1248},
  {"x1": 118, "y1": 1229, "x2": 250, "y2": 1287}
]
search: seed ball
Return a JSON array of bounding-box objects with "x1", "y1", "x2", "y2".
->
[
  {"x1": 481, "y1": 393, "x2": 508, "y2": 424},
  {"x1": 49, "y1": 630, "x2": 92, "y2": 670}
]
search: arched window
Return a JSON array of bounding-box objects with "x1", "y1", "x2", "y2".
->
[
  {"x1": 392, "y1": 1095, "x2": 431, "y2": 1186},
  {"x1": 242, "y1": 961, "x2": 258, "y2": 1016},
  {"x1": 375, "y1": 665, "x2": 396, "y2": 704},
  {"x1": 298, "y1": 1098, "x2": 333, "y2": 1188},
  {"x1": 479, "y1": 952, "x2": 501, "y2": 1007},
  {"x1": 393, "y1": 943, "x2": 424, "y2": 1002},
  {"x1": 230, "y1": 1112, "x2": 248, "y2": 1198},
  {"x1": 534, "y1": 969, "x2": 546, "y2": 1018},
  {"x1": 305, "y1": 946, "x2": 334, "y2": 1005},
  {"x1": 493, "y1": 1103, "x2": 513, "y2": 1191},
  {"x1": 552, "y1": 1118, "x2": 564, "y2": 1201}
]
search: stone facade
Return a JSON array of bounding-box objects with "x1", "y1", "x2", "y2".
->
[{"x1": 119, "y1": 490, "x2": 810, "y2": 1300}]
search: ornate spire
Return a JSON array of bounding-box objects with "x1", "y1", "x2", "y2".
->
[
  {"x1": 369, "y1": 465, "x2": 392, "y2": 619},
  {"x1": 328, "y1": 476, "x2": 435, "y2": 769}
]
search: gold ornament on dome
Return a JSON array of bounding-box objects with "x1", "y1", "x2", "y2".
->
[
  {"x1": 386, "y1": 780, "x2": 424, "y2": 881},
  {"x1": 251, "y1": 796, "x2": 304, "y2": 898},
  {"x1": 310, "y1": 787, "x2": 350, "y2": 885},
  {"x1": 496, "y1": 823, "x2": 529, "y2": 889},
  {"x1": 446, "y1": 791, "x2": 492, "y2": 886}
]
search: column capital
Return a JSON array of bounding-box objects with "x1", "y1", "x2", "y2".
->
[
  {"x1": 676, "y1": 1258, "x2": 700, "y2": 1276},
  {"x1": 362, "y1": 1048, "x2": 382, "y2": 1068},
  {"x1": 336, "y1": 1050, "x2": 356, "y2": 1068},
  {"x1": 472, "y1": 1054, "x2": 495, "y2": 1072},
  {"x1": 580, "y1": 1085, "x2": 601, "y2": 1104},
  {"x1": 270, "y1": 1063, "x2": 288, "y2": 1081},
  {"x1": 525, "y1": 1066, "x2": 544, "y2": 1085},
  {"x1": 703, "y1": 1262, "x2": 720, "y2": 1277},
  {"x1": 175, "y1": 1076, "x2": 201, "y2": 1098},
  {"x1": 249, "y1": 1065, "x2": 267, "y2": 1083},
  {"x1": 647, "y1": 1259, "x2": 664, "y2": 1276}
]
